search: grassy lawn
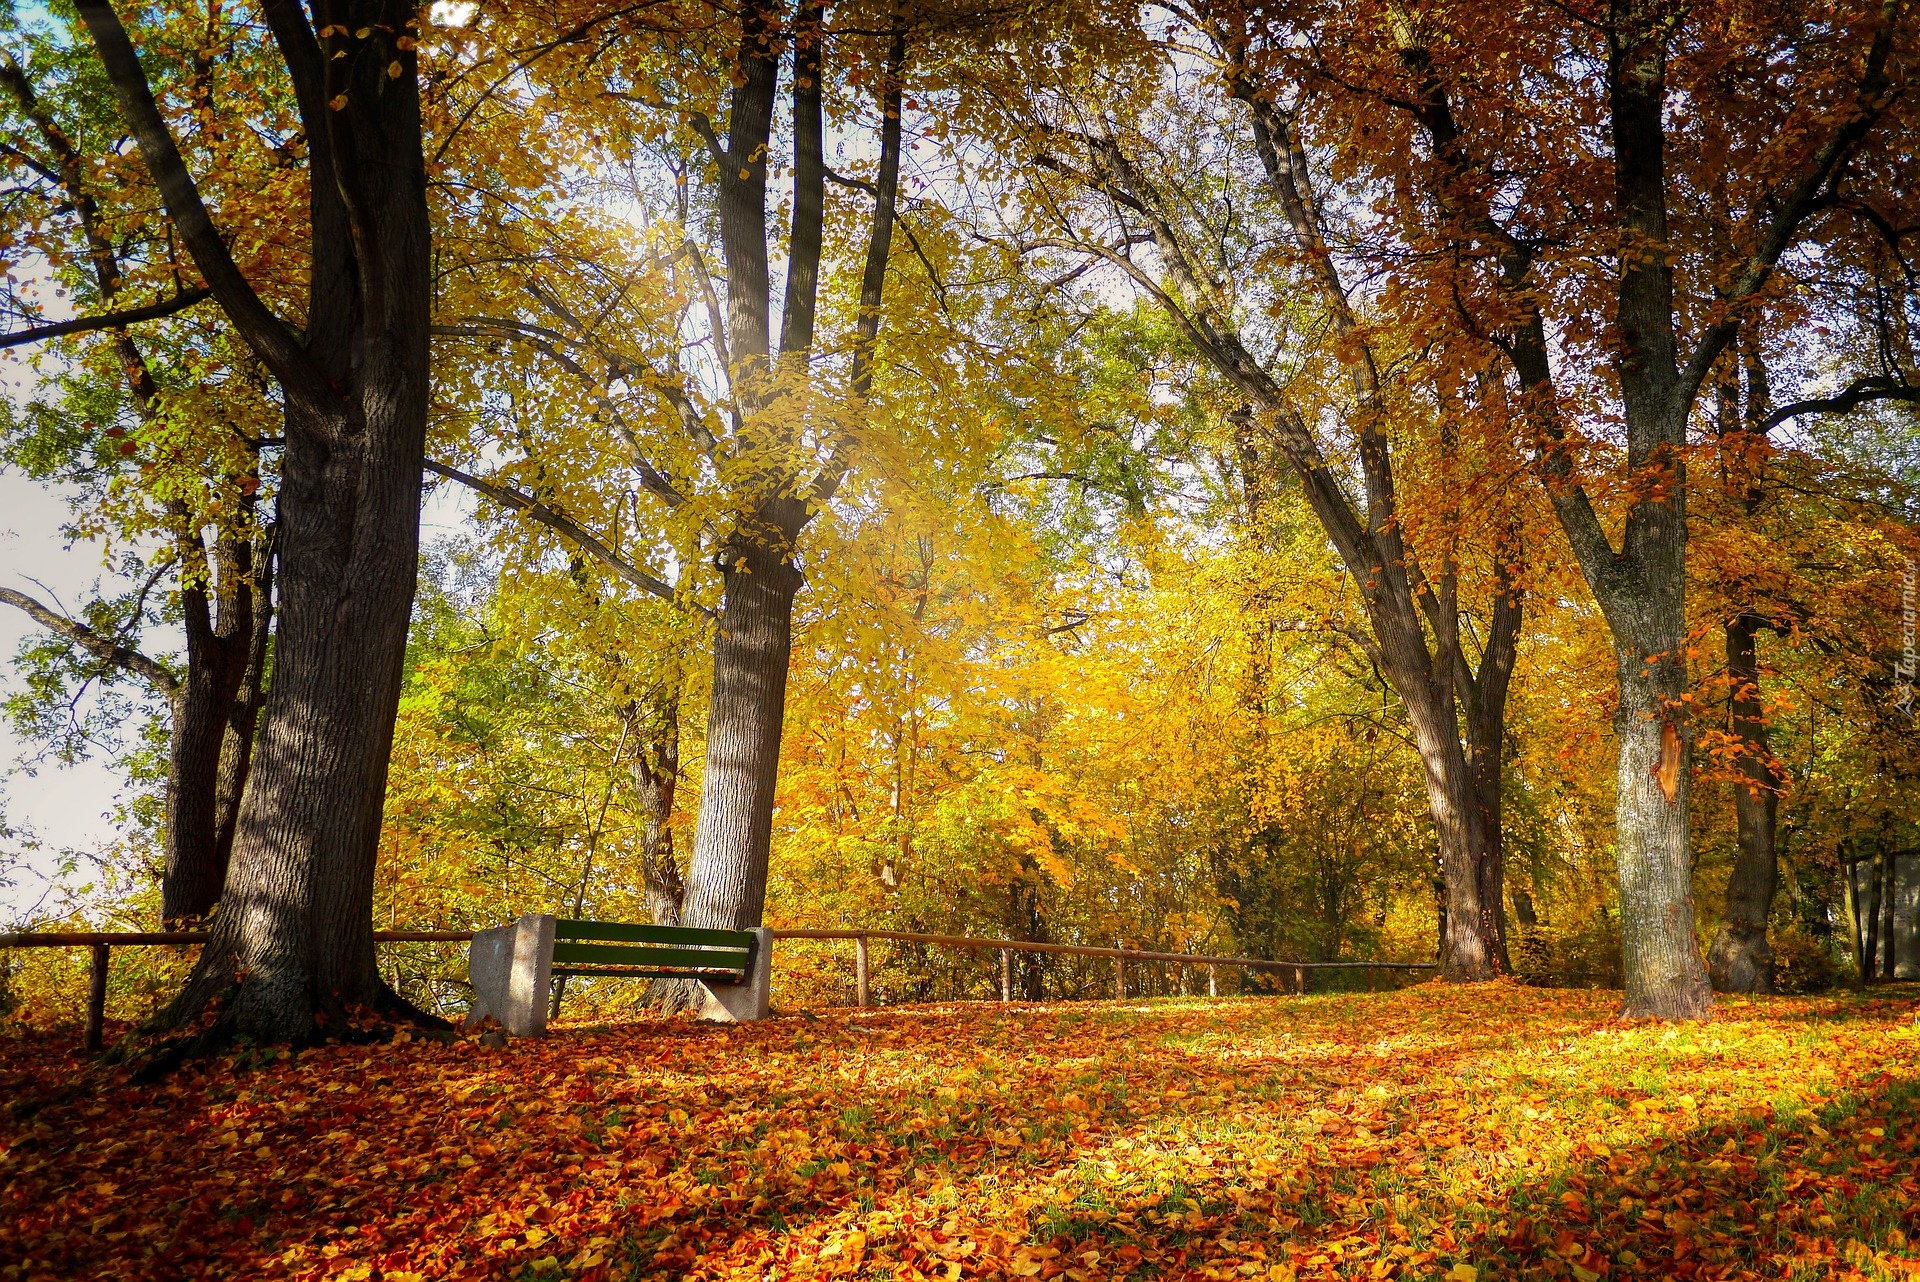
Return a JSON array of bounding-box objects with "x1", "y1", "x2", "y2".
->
[{"x1": 3, "y1": 983, "x2": 1917, "y2": 1281}]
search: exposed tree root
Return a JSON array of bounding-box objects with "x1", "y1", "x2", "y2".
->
[{"x1": 108, "y1": 974, "x2": 455, "y2": 1083}]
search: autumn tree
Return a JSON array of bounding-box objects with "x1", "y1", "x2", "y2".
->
[
  {"x1": 425, "y1": 1, "x2": 1030, "y2": 939},
  {"x1": 966, "y1": 12, "x2": 1530, "y2": 979},
  {"x1": 25, "y1": 0, "x2": 443, "y2": 1043},
  {"x1": 1213, "y1": 0, "x2": 1916, "y2": 1016}
]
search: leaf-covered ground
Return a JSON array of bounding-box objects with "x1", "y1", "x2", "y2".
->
[{"x1": 3, "y1": 984, "x2": 1918, "y2": 1281}]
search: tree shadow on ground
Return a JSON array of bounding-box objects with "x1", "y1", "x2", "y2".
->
[{"x1": 4, "y1": 987, "x2": 1918, "y2": 1281}]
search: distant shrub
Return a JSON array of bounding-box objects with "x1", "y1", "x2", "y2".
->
[
  {"x1": 1511, "y1": 910, "x2": 1624, "y2": 989},
  {"x1": 1771, "y1": 923, "x2": 1840, "y2": 994}
]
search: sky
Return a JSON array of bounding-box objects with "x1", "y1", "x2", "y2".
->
[{"x1": 0, "y1": 469, "x2": 146, "y2": 919}]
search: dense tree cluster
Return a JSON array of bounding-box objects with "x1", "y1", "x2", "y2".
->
[{"x1": 2, "y1": 0, "x2": 1915, "y2": 1039}]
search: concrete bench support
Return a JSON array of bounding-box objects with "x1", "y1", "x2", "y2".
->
[
  {"x1": 464, "y1": 912, "x2": 556, "y2": 1037},
  {"x1": 695, "y1": 927, "x2": 773, "y2": 1023}
]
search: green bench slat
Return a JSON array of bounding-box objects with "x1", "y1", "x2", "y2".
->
[
  {"x1": 552, "y1": 966, "x2": 740, "y2": 979},
  {"x1": 555, "y1": 919, "x2": 754, "y2": 949},
  {"x1": 550, "y1": 941, "x2": 750, "y2": 972}
]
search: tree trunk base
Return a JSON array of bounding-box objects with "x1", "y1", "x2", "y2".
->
[
  {"x1": 110, "y1": 964, "x2": 450, "y2": 1080},
  {"x1": 1706, "y1": 921, "x2": 1775, "y2": 995},
  {"x1": 1618, "y1": 978, "x2": 1713, "y2": 1021},
  {"x1": 639, "y1": 977, "x2": 708, "y2": 1017},
  {"x1": 1438, "y1": 957, "x2": 1502, "y2": 983}
]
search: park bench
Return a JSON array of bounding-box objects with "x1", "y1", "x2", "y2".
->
[{"x1": 464, "y1": 913, "x2": 772, "y2": 1037}]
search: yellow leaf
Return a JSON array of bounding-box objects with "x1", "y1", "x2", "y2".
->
[
  {"x1": 328, "y1": 93, "x2": 349, "y2": 111},
  {"x1": 388, "y1": 61, "x2": 404, "y2": 79},
  {"x1": 1446, "y1": 1266, "x2": 1478, "y2": 1282}
]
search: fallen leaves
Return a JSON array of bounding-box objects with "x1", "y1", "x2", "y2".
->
[{"x1": 1, "y1": 984, "x2": 1918, "y2": 1280}]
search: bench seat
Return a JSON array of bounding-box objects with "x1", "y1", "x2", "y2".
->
[{"x1": 550, "y1": 920, "x2": 755, "y2": 980}]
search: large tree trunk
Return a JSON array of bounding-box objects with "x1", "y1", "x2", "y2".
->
[
  {"x1": 1707, "y1": 612, "x2": 1778, "y2": 993},
  {"x1": 679, "y1": 536, "x2": 803, "y2": 931},
  {"x1": 179, "y1": 396, "x2": 426, "y2": 1041},
  {"x1": 1611, "y1": 623, "x2": 1712, "y2": 1018},
  {"x1": 80, "y1": 0, "x2": 434, "y2": 1044}
]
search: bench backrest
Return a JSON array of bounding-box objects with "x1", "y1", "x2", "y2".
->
[{"x1": 550, "y1": 919, "x2": 755, "y2": 977}]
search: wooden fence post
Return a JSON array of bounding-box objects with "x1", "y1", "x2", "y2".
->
[
  {"x1": 1207, "y1": 964, "x2": 1217, "y2": 997},
  {"x1": 1114, "y1": 952, "x2": 1125, "y2": 999},
  {"x1": 85, "y1": 944, "x2": 110, "y2": 1053},
  {"x1": 1293, "y1": 964, "x2": 1305, "y2": 995},
  {"x1": 855, "y1": 935, "x2": 870, "y2": 1007},
  {"x1": 1000, "y1": 949, "x2": 1012, "y2": 1002}
]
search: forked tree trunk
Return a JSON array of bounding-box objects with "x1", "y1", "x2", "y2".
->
[
  {"x1": 1404, "y1": 700, "x2": 1499, "y2": 979},
  {"x1": 161, "y1": 526, "x2": 263, "y2": 922},
  {"x1": 675, "y1": 14, "x2": 904, "y2": 936},
  {"x1": 211, "y1": 527, "x2": 275, "y2": 880},
  {"x1": 1707, "y1": 613, "x2": 1778, "y2": 993},
  {"x1": 80, "y1": 0, "x2": 433, "y2": 1045}
]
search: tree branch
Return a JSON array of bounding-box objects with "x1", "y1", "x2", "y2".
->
[
  {"x1": 422, "y1": 460, "x2": 703, "y2": 616},
  {"x1": 0, "y1": 287, "x2": 210, "y2": 350},
  {"x1": 1757, "y1": 375, "x2": 1920, "y2": 433},
  {"x1": 812, "y1": 28, "x2": 906, "y2": 509},
  {"x1": 1669, "y1": 0, "x2": 1901, "y2": 419},
  {"x1": 0, "y1": 586, "x2": 177, "y2": 696},
  {"x1": 72, "y1": 0, "x2": 328, "y2": 405}
]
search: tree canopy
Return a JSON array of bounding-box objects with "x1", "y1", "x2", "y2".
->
[{"x1": 1, "y1": 0, "x2": 1916, "y2": 1034}]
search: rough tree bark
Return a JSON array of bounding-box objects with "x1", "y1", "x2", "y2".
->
[
  {"x1": 77, "y1": 0, "x2": 433, "y2": 1044},
  {"x1": 1707, "y1": 610, "x2": 1779, "y2": 992},
  {"x1": 162, "y1": 522, "x2": 264, "y2": 922},
  {"x1": 632, "y1": 691, "x2": 686, "y2": 929},
  {"x1": 211, "y1": 525, "x2": 275, "y2": 885}
]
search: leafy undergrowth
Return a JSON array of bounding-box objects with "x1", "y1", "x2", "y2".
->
[{"x1": 3, "y1": 984, "x2": 1919, "y2": 1282}]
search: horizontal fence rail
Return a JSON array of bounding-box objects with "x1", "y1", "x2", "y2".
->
[
  {"x1": 771, "y1": 927, "x2": 1435, "y2": 970},
  {"x1": 0, "y1": 930, "x2": 475, "y2": 1051},
  {"x1": 1, "y1": 927, "x2": 1435, "y2": 1050}
]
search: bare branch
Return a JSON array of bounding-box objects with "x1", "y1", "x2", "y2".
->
[
  {"x1": 1757, "y1": 375, "x2": 1920, "y2": 433},
  {"x1": 1670, "y1": 0, "x2": 1901, "y2": 417}
]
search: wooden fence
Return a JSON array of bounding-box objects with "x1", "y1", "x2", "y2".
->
[{"x1": 0, "y1": 927, "x2": 1436, "y2": 1052}]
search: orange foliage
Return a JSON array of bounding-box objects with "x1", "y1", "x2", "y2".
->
[{"x1": 4, "y1": 985, "x2": 1918, "y2": 1281}]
